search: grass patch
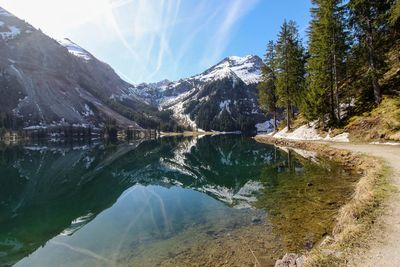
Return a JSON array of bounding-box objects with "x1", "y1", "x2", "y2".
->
[{"x1": 346, "y1": 96, "x2": 400, "y2": 142}]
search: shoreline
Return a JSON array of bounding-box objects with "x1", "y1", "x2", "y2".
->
[
  {"x1": 159, "y1": 131, "x2": 239, "y2": 137},
  {"x1": 160, "y1": 131, "x2": 220, "y2": 137},
  {"x1": 254, "y1": 135, "x2": 393, "y2": 266}
]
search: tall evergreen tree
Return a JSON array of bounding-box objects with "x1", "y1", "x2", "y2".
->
[
  {"x1": 348, "y1": 0, "x2": 394, "y2": 104},
  {"x1": 304, "y1": 0, "x2": 348, "y2": 125},
  {"x1": 275, "y1": 20, "x2": 305, "y2": 130},
  {"x1": 258, "y1": 41, "x2": 278, "y2": 131}
]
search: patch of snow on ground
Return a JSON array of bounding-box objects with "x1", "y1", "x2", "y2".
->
[
  {"x1": 324, "y1": 132, "x2": 349, "y2": 142},
  {"x1": 82, "y1": 104, "x2": 94, "y2": 117},
  {"x1": 274, "y1": 124, "x2": 322, "y2": 141},
  {"x1": 272, "y1": 123, "x2": 349, "y2": 142},
  {"x1": 0, "y1": 21, "x2": 4, "y2": 27},
  {"x1": 339, "y1": 98, "x2": 356, "y2": 118},
  {"x1": 197, "y1": 62, "x2": 236, "y2": 83},
  {"x1": 10, "y1": 65, "x2": 23, "y2": 79},
  {"x1": 231, "y1": 62, "x2": 261, "y2": 85},
  {"x1": 160, "y1": 88, "x2": 196, "y2": 107},
  {"x1": 58, "y1": 38, "x2": 91, "y2": 61},
  {"x1": 219, "y1": 100, "x2": 231, "y2": 113},
  {"x1": 0, "y1": 26, "x2": 21, "y2": 40},
  {"x1": 170, "y1": 101, "x2": 197, "y2": 129},
  {"x1": 0, "y1": 7, "x2": 12, "y2": 17},
  {"x1": 256, "y1": 119, "x2": 275, "y2": 133},
  {"x1": 370, "y1": 141, "x2": 400, "y2": 146}
]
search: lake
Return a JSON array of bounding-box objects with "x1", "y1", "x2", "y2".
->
[{"x1": 0, "y1": 135, "x2": 358, "y2": 266}]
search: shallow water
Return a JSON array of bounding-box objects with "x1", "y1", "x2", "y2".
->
[{"x1": 0, "y1": 135, "x2": 358, "y2": 266}]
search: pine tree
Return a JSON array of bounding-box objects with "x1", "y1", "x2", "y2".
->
[
  {"x1": 275, "y1": 20, "x2": 305, "y2": 131},
  {"x1": 304, "y1": 0, "x2": 349, "y2": 125},
  {"x1": 257, "y1": 41, "x2": 278, "y2": 131},
  {"x1": 348, "y1": 0, "x2": 394, "y2": 104}
]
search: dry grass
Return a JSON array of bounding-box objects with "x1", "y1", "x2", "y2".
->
[
  {"x1": 277, "y1": 114, "x2": 309, "y2": 132},
  {"x1": 346, "y1": 96, "x2": 400, "y2": 142},
  {"x1": 254, "y1": 136, "x2": 394, "y2": 266}
]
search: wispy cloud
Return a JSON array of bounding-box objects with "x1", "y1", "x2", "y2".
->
[
  {"x1": 202, "y1": 0, "x2": 260, "y2": 67},
  {"x1": 0, "y1": 0, "x2": 260, "y2": 83}
]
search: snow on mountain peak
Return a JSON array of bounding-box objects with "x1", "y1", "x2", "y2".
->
[
  {"x1": 0, "y1": 7, "x2": 12, "y2": 17},
  {"x1": 227, "y1": 55, "x2": 256, "y2": 65},
  {"x1": 196, "y1": 55, "x2": 262, "y2": 85},
  {"x1": 0, "y1": 7, "x2": 24, "y2": 41},
  {"x1": 0, "y1": 25, "x2": 21, "y2": 40},
  {"x1": 58, "y1": 38, "x2": 92, "y2": 61}
]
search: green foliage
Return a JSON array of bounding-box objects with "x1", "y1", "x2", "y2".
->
[
  {"x1": 218, "y1": 109, "x2": 236, "y2": 131},
  {"x1": 193, "y1": 79, "x2": 257, "y2": 132},
  {"x1": 259, "y1": 0, "x2": 399, "y2": 129},
  {"x1": 196, "y1": 100, "x2": 219, "y2": 131},
  {"x1": 183, "y1": 100, "x2": 199, "y2": 115},
  {"x1": 303, "y1": 0, "x2": 349, "y2": 125},
  {"x1": 78, "y1": 78, "x2": 179, "y2": 130},
  {"x1": 257, "y1": 41, "x2": 278, "y2": 130},
  {"x1": 275, "y1": 20, "x2": 306, "y2": 130},
  {"x1": 348, "y1": 0, "x2": 394, "y2": 104}
]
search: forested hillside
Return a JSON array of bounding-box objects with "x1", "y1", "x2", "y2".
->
[{"x1": 257, "y1": 0, "x2": 400, "y2": 140}]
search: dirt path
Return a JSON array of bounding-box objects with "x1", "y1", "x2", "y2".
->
[{"x1": 328, "y1": 143, "x2": 400, "y2": 267}]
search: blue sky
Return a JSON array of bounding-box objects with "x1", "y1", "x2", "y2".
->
[{"x1": 0, "y1": 0, "x2": 311, "y2": 84}]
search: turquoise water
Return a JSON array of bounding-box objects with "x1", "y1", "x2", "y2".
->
[{"x1": 0, "y1": 136, "x2": 357, "y2": 266}]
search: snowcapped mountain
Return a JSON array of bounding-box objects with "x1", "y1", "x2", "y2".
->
[
  {"x1": 194, "y1": 55, "x2": 262, "y2": 85},
  {"x1": 132, "y1": 55, "x2": 266, "y2": 131},
  {"x1": 0, "y1": 7, "x2": 177, "y2": 129},
  {"x1": 0, "y1": 6, "x2": 266, "y2": 132}
]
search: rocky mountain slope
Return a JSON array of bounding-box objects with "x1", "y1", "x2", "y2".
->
[
  {"x1": 0, "y1": 6, "x2": 268, "y2": 132},
  {"x1": 132, "y1": 55, "x2": 267, "y2": 131},
  {"x1": 0, "y1": 7, "x2": 170, "y2": 130}
]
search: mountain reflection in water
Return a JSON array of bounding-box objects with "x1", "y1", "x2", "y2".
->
[{"x1": 0, "y1": 135, "x2": 357, "y2": 267}]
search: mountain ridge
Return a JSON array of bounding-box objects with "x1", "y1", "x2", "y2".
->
[
  {"x1": 0, "y1": 6, "x2": 174, "y2": 130},
  {"x1": 0, "y1": 6, "x2": 266, "y2": 132},
  {"x1": 130, "y1": 54, "x2": 266, "y2": 131}
]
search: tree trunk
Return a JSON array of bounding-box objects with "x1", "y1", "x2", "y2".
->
[
  {"x1": 366, "y1": 17, "x2": 382, "y2": 104},
  {"x1": 286, "y1": 101, "x2": 291, "y2": 131},
  {"x1": 330, "y1": 81, "x2": 336, "y2": 125},
  {"x1": 369, "y1": 50, "x2": 382, "y2": 104},
  {"x1": 291, "y1": 104, "x2": 295, "y2": 119},
  {"x1": 333, "y1": 50, "x2": 340, "y2": 122},
  {"x1": 273, "y1": 110, "x2": 277, "y2": 132}
]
